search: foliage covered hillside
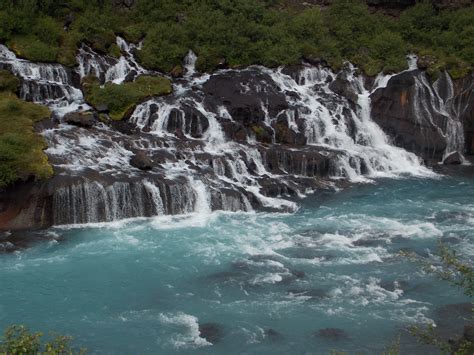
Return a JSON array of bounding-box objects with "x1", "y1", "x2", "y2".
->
[
  {"x1": 0, "y1": 0, "x2": 472, "y2": 78},
  {"x1": 0, "y1": 71, "x2": 52, "y2": 188}
]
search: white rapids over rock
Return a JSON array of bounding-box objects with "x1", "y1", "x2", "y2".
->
[{"x1": 0, "y1": 38, "x2": 466, "y2": 226}]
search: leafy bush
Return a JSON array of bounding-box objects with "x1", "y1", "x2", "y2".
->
[
  {"x1": 0, "y1": 0, "x2": 472, "y2": 76},
  {"x1": 0, "y1": 93, "x2": 52, "y2": 187},
  {"x1": 83, "y1": 75, "x2": 172, "y2": 120},
  {"x1": 0, "y1": 324, "x2": 86, "y2": 354},
  {"x1": 7, "y1": 36, "x2": 59, "y2": 63}
]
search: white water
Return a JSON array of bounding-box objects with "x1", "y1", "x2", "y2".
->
[
  {"x1": 0, "y1": 39, "x2": 469, "y2": 224},
  {"x1": 0, "y1": 44, "x2": 87, "y2": 115},
  {"x1": 184, "y1": 50, "x2": 198, "y2": 77},
  {"x1": 266, "y1": 65, "x2": 432, "y2": 180}
]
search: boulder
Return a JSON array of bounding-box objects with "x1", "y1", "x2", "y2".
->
[
  {"x1": 329, "y1": 74, "x2": 359, "y2": 105},
  {"x1": 443, "y1": 151, "x2": 463, "y2": 165},
  {"x1": 198, "y1": 323, "x2": 223, "y2": 344},
  {"x1": 95, "y1": 103, "x2": 109, "y2": 113},
  {"x1": 130, "y1": 151, "x2": 153, "y2": 170},
  {"x1": 63, "y1": 111, "x2": 96, "y2": 128}
]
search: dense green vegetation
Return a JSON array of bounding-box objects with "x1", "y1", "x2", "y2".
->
[
  {"x1": 0, "y1": 325, "x2": 86, "y2": 354},
  {"x1": 83, "y1": 75, "x2": 172, "y2": 120},
  {"x1": 0, "y1": 79, "x2": 52, "y2": 187},
  {"x1": 0, "y1": 0, "x2": 472, "y2": 77}
]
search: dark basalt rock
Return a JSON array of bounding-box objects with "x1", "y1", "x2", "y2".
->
[
  {"x1": 443, "y1": 151, "x2": 463, "y2": 165},
  {"x1": 316, "y1": 328, "x2": 349, "y2": 341},
  {"x1": 63, "y1": 111, "x2": 97, "y2": 128},
  {"x1": 198, "y1": 323, "x2": 223, "y2": 344},
  {"x1": 329, "y1": 72, "x2": 360, "y2": 106},
  {"x1": 130, "y1": 151, "x2": 153, "y2": 170},
  {"x1": 370, "y1": 70, "x2": 448, "y2": 162},
  {"x1": 452, "y1": 73, "x2": 474, "y2": 155},
  {"x1": 202, "y1": 68, "x2": 288, "y2": 142}
]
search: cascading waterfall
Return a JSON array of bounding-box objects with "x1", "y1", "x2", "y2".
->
[
  {"x1": 266, "y1": 66, "x2": 430, "y2": 180},
  {"x1": 77, "y1": 37, "x2": 149, "y2": 84},
  {"x1": 1, "y1": 37, "x2": 469, "y2": 226},
  {"x1": 0, "y1": 44, "x2": 85, "y2": 116}
]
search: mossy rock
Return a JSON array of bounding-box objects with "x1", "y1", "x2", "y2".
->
[
  {"x1": 171, "y1": 65, "x2": 184, "y2": 78},
  {"x1": 0, "y1": 70, "x2": 20, "y2": 93},
  {"x1": 83, "y1": 75, "x2": 172, "y2": 120},
  {"x1": 0, "y1": 93, "x2": 53, "y2": 187}
]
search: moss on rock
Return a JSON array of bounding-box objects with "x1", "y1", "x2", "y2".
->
[{"x1": 83, "y1": 75, "x2": 172, "y2": 120}]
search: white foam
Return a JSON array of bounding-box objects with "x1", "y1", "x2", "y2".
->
[{"x1": 159, "y1": 312, "x2": 212, "y2": 349}]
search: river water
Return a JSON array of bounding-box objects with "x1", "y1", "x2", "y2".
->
[{"x1": 1, "y1": 172, "x2": 473, "y2": 354}]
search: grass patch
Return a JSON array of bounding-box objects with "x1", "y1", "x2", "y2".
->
[
  {"x1": 83, "y1": 75, "x2": 172, "y2": 120},
  {"x1": 0, "y1": 93, "x2": 52, "y2": 187}
]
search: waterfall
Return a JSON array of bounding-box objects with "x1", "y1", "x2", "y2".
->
[
  {"x1": 0, "y1": 44, "x2": 86, "y2": 115},
  {"x1": 1, "y1": 38, "x2": 470, "y2": 227},
  {"x1": 184, "y1": 50, "x2": 198, "y2": 77},
  {"x1": 266, "y1": 66, "x2": 430, "y2": 180},
  {"x1": 77, "y1": 37, "x2": 148, "y2": 84}
]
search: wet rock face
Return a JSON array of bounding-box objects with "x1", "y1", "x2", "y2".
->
[
  {"x1": 371, "y1": 70, "x2": 449, "y2": 162},
  {"x1": 453, "y1": 74, "x2": 474, "y2": 155},
  {"x1": 202, "y1": 69, "x2": 289, "y2": 142}
]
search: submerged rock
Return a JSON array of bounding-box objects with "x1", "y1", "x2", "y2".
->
[
  {"x1": 316, "y1": 328, "x2": 349, "y2": 341},
  {"x1": 199, "y1": 323, "x2": 223, "y2": 344},
  {"x1": 264, "y1": 328, "x2": 283, "y2": 342}
]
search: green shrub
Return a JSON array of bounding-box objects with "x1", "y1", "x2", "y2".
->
[
  {"x1": 83, "y1": 75, "x2": 172, "y2": 120},
  {"x1": 0, "y1": 324, "x2": 86, "y2": 354},
  {"x1": 0, "y1": 93, "x2": 52, "y2": 187},
  {"x1": 0, "y1": 0, "x2": 473, "y2": 76},
  {"x1": 8, "y1": 36, "x2": 58, "y2": 62},
  {"x1": 0, "y1": 70, "x2": 20, "y2": 93}
]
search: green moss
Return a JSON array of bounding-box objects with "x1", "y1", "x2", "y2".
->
[
  {"x1": 251, "y1": 125, "x2": 265, "y2": 137},
  {"x1": 83, "y1": 75, "x2": 172, "y2": 120},
  {"x1": 7, "y1": 36, "x2": 58, "y2": 63},
  {"x1": 0, "y1": 70, "x2": 20, "y2": 93},
  {"x1": 108, "y1": 43, "x2": 122, "y2": 59},
  {"x1": 0, "y1": 93, "x2": 53, "y2": 187},
  {"x1": 57, "y1": 31, "x2": 82, "y2": 67}
]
